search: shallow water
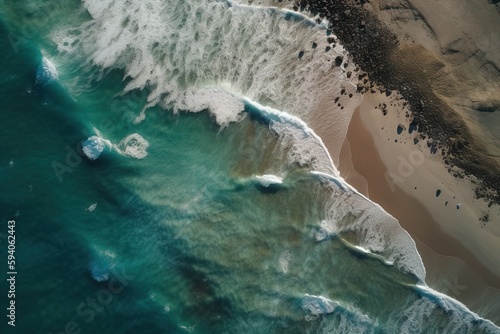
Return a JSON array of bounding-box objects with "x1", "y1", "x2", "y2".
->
[{"x1": 0, "y1": 0, "x2": 499, "y2": 333}]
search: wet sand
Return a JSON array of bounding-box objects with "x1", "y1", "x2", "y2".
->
[
  {"x1": 344, "y1": 104, "x2": 500, "y2": 288},
  {"x1": 311, "y1": 96, "x2": 500, "y2": 321},
  {"x1": 294, "y1": 0, "x2": 500, "y2": 323},
  {"x1": 329, "y1": 97, "x2": 500, "y2": 326}
]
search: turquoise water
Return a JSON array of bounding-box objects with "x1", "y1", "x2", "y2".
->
[{"x1": 0, "y1": 0, "x2": 499, "y2": 333}]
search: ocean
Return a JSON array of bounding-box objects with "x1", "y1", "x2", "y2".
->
[{"x1": 0, "y1": 0, "x2": 499, "y2": 333}]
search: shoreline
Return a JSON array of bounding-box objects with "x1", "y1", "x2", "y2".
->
[
  {"x1": 313, "y1": 91, "x2": 500, "y2": 321},
  {"x1": 298, "y1": 0, "x2": 500, "y2": 204},
  {"x1": 344, "y1": 99, "x2": 500, "y2": 288},
  {"x1": 334, "y1": 95, "x2": 500, "y2": 323},
  {"x1": 296, "y1": 0, "x2": 500, "y2": 320}
]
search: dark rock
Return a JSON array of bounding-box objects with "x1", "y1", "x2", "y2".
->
[
  {"x1": 408, "y1": 122, "x2": 418, "y2": 134},
  {"x1": 296, "y1": 0, "x2": 500, "y2": 204},
  {"x1": 335, "y1": 56, "x2": 343, "y2": 66}
]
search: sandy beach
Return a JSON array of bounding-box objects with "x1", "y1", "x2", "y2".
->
[
  {"x1": 349, "y1": 92, "x2": 500, "y2": 281},
  {"x1": 296, "y1": 0, "x2": 500, "y2": 318},
  {"x1": 335, "y1": 91, "x2": 500, "y2": 316},
  {"x1": 300, "y1": 0, "x2": 500, "y2": 197}
]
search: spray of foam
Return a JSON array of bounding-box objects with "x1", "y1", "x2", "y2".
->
[
  {"x1": 383, "y1": 286, "x2": 500, "y2": 333},
  {"x1": 46, "y1": 0, "x2": 428, "y2": 279},
  {"x1": 82, "y1": 136, "x2": 112, "y2": 160},
  {"x1": 300, "y1": 289, "x2": 499, "y2": 332},
  {"x1": 36, "y1": 57, "x2": 58, "y2": 85},
  {"x1": 301, "y1": 294, "x2": 374, "y2": 332},
  {"x1": 42, "y1": 1, "x2": 500, "y2": 328},
  {"x1": 228, "y1": 0, "x2": 295, "y2": 10},
  {"x1": 51, "y1": 0, "x2": 360, "y2": 139},
  {"x1": 254, "y1": 174, "x2": 283, "y2": 187},
  {"x1": 245, "y1": 99, "x2": 338, "y2": 176},
  {"x1": 118, "y1": 133, "x2": 149, "y2": 159},
  {"x1": 244, "y1": 100, "x2": 425, "y2": 279},
  {"x1": 316, "y1": 183, "x2": 426, "y2": 280},
  {"x1": 301, "y1": 294, "x2": 338, "y2": 318}
]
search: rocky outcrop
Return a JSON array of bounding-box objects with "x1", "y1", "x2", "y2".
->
[{"x1": 294, "y1": 0, "x2": 500, "y2": 202}]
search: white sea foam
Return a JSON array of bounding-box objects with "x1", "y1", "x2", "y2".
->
[
  {"x1": 246, "y1": 99, "x2": 338, "y2": 175},
  {"x1": 43, "y1": 0, "x2": 500, "y2": 329},
  {"x1": 119, "y1": 133, "x2": 149, "y2": 159},
  {"x1": 310, "y1": 171, "x2": 346, "y2": 190},
  {"x1": 229, "y1": 0, "x2": 296, "y2": 11},
  {"x1": 302, "y1": 294, "x2": 338, "y2": 317},
  {"x1": 163, "y1": 88, "x2": 245, "y2": 126},
  {"x1": 388, "y1": 287, "x2": 500, "y2": 334},
  {"x1": 49, "y1": 0, "x2": 425, "y2": 280},
  {"x1": 244, "y1": 100, "x2": 425, "y2": 279},
  {"x1": 301, "y1": 294, "x2": 374, "y2": 332},
  {"x1": 36, "y1": 57, "x2": 58, "y2": 85},
  {"x1": 318, "y1": 189, "x2": 426, "y2": 280},
  {"x1": 82, "y1": 135, "x2": 112, "y2": 160},
  {"x1": 51, "y1": 0, "x2": 360, "y2": 132},
  {"x1": 254, "y1": 174, "x2": 283, "y2": 187}
]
